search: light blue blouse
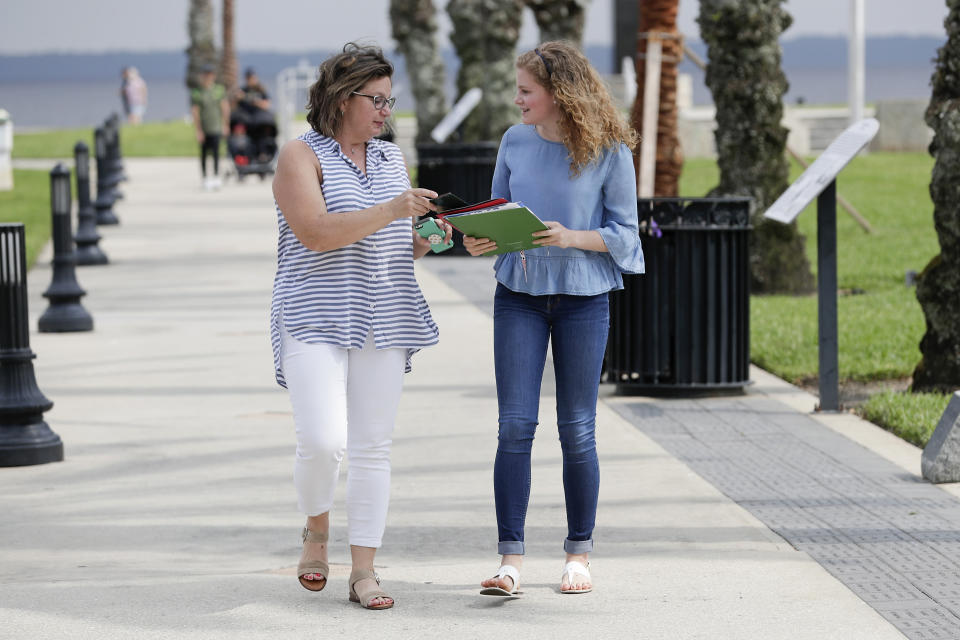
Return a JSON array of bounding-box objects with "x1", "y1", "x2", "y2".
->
[{"x1": 491, "y1": 124, "x2": 644, "y2": 295}]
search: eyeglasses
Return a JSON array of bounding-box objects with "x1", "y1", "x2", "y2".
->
[{"x1": 351, "y1": 92, "x2": 396, "y2": 110}]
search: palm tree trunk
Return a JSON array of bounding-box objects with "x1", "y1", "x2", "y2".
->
[
  {"x1": 390, "y1": 0, "x2": 448, "y2": 143},
  {"x1": 630, "y1": 0, "x2": 682, "y2": 197},
  {"x1": 913, "y1": 0, "x2": 960, "y2": 393},
  {"x1": 219, "y1": 0, "x2": 237, "y2": 96},
  {"x1": 525, "y1": 0, "x2": 589, "y2": 45},
  {"x1": 186, "y1": 0, "x2": 217, "y2": 90},
  {"x1": 699, "y1": 0, "x2": 814, "y2": 294},
  {"x1": 448, "y1": 0, "x2": 524, "y2": 142}
]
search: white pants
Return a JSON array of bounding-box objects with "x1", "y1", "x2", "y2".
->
[{"x1": 281, "y1": 328, "x2": 406, "y2": 548}]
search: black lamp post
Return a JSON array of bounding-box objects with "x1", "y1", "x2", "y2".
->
[
  {"x1": 73, "y1": 141, "x2": 108, "y2": 265},
  {"x1": 0, "y1": 223, "x2": 63, "y2": 466},
  {"x1": 94, "y1": 127, "x2": 120, "y2": 225},
  {"x1": 38, "y1": 163, "x2": 93, "y2": 333}
]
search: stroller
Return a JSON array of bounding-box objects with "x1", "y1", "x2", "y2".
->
[{"x1": 227, "y1": 103, "x2": 278, "y2": 181}]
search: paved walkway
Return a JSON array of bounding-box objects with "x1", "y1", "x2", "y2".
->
[{"x1": 1, "y1": 157, "x2": 956, "y2": 639}]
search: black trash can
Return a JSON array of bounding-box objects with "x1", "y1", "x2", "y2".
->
[
  {"x1": 606, "y1": 197, "x2": 752, "y2": 395},
  {"x1": 415, "y1": 142, "x2": 499, "y2": 256}
]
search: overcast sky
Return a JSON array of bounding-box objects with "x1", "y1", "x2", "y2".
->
[{"x1": 0, "y1": 0, "x2": 950, "y2": 55}]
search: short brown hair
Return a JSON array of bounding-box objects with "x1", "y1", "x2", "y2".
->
[{"x1": 306, "y1": 43, "x2": 394, "y2": 137}]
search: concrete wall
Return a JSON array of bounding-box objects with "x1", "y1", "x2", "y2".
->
[
  {"x1": 674, "y1": 100, "x2": 931, "y2": 159},
  {"x1": 871, "y1": 99, "x2": 933, "y2": 153}
]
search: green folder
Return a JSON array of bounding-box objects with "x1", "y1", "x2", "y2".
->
[{"x1": 441, "y1": 202, "x2": 548, "y2": 256}]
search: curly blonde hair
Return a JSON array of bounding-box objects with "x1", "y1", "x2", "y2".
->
[{"x1": 517, "y1": 41, "x2": 638, "y2": 176}]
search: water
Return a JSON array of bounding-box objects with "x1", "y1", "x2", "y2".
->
[
  {"x1": 0, "y1": 79, "x2": 199, "y2": 130},
  {"x1": 0, "y1": 66, "x2": 935, "y2": 130}
]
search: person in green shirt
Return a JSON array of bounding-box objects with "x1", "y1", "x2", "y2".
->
[{"x1": 190, "y1": 65, "x2": 230, "y2": 190}]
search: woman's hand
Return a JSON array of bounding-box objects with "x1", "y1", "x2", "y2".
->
[
  {"x1": 390, "y1": 188, "x2": 438, "y2": 221},
  {"x1": 532, "y1": 221, "x2": 575, "y2": 249},
  {"x1": 463, "y1": 235, "x2": 497, "y2": 256},
  {"x1": 412, "y1": 218, "x2": 453, "y2": 259}
]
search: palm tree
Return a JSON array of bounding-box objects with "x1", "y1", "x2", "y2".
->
[
  {"x1": 186, "y1": 0, "x2": 217, "y2": 90},
  {"x1": 630, "y1": 0, "x2": 682, "y2": 197},
  {"x1": 219, "y1": 0, "x2": 238, "y2": 96},
  {"x1": 698, "y1": 0, "x2": 814, "y2": 294},
  {"x1": 390, "y1": 0, "x2": 448, "y2": 143},
  {"x1": 525, "y1": 0, "x2": 590, "y2": 45},
  {"x1": 447, "y1": 0, "x2": 525, "y2": 142},
  {"x1": 913, "y1": 0, "x2": 960, "y2": 393}
]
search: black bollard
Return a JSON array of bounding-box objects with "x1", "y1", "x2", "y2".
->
[
  {"x1": 73, "y1": 142, "x2": 108, "y2": 266},
  {"x1": 98, "y1": 124, "x2": 124, "y2": 202},
  {"x1": 38, "y1": 164, "x2": 93, "y2": 333},
  {"x1": 105, "y1": 114, "x2": 127, "y2": 183},
  {"x1": 101, "y1": 121, "x2": 125, "y2": 199},
  {"x1": 94, "y1": 127, "x2": 120, "y2": 225},
  {"x1": 0, "y1": 223, "x2": 63, "y2": 466}
]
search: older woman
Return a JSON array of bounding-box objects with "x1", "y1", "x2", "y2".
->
[
  {"x1": 465, "y1": 41, "x2": 644, "y2": 597},
  {"x1": 270, "y1": 42, "x2": 449, "y2": 610}
]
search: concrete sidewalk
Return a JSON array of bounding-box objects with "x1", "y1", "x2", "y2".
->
[{"x1": 0, "y1": 157, "x2": 938, "y2": 639}]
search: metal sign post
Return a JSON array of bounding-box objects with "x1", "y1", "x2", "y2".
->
[
  {"x1": 817, "y1": 180, "x2": 839, "y2": 411},
  {"x1": 764, "y1": 118, "x2": 879, "y2": 411}
]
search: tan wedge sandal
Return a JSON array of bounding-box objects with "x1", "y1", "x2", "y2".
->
[
  {"x1": 348, "y1": 568, "x2": 394, "y2": 610},
  {"x1": 297, "y1": 527, "x2": 329, "y2": 592}
]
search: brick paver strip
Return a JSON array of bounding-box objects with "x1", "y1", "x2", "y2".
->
[{"x1": 610, "y1": 396, "x2": 960, "y2": 639}]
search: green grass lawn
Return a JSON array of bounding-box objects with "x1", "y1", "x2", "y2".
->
[
  {"x1": 13, "y1": 119, "x2": 197, "y2": 158},
  {"x1": 0, "y1": 169, "x2": 51, "y2": 268},
  {"x1": 679, "y1": 152, "x2": 938, "y2": 383},
  {"x1": 680, "y1": 152, "x2": 952, "y2": 445},
  {"x1": 858, "y1": 390, "x2": 952, "y2": 448}
]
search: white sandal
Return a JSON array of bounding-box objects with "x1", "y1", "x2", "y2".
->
[
  {"x1": 561, "y1": 560, "x2": 592, "y2": 594},
  {"x1": 480, "y1": 564, "x2": 521, "y2": 596}
]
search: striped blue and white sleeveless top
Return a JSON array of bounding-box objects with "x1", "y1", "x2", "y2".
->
[{"x1": 270, "y1": 130, "x2": 439, "y2": 388}]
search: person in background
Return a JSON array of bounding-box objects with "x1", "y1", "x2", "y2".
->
[
  {"x1": 231, "y1": 67, "x2": 276, "y2": 164},
  {"x1": 270, "y1": 42, "x2": 451, "y2": 610},
  {"x1": 190, "y1": 64, "x2": 229, "y2": 191},
  {"x1": 464, "y1": 41, "x2": 644, "y2": 597},
  {"x1": 124, "y1": 67, "x2": 148, "y2": 125},
  {"x1": 236, "y1": 67, "x2": 271, "y2": 113},
  {"x1": 119, "y1": 67, "x2": 131, "y2": 121}
]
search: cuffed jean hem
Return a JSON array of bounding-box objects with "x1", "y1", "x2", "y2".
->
[
  {"x1": 498, "y1": 540, "x2": 525, "y2": 555},
  {"x1": 564, "y1": 538, "x2": 594, "y2": 554}
]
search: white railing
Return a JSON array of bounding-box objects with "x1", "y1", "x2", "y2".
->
[{"x1": 275, "y1": 60, "x2": 317, "y2": 144}]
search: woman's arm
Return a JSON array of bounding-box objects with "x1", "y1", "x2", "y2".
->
[
  {"x1": 594, "y1": 145, "x2": 644, "y2": 273},
  {"x1": 272, "y1": 140, "x2": 438, "y2": 252}
]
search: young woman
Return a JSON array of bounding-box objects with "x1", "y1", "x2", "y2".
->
[
  {"x1": 464, "y1": 41, "x2": 644, "y2": 596},
  {"x1": 270, "y1": 43, "x2": 449, "y2": 610}
]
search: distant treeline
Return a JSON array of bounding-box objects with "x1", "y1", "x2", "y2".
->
[{"x1": 0, "y1": 36, "x2": 943, "y2": 84}]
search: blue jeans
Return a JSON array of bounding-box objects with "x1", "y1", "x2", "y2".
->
[{"x1": 493, "y1": 283, "x2": 609, "y2": 556}]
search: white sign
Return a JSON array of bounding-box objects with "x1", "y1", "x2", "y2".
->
[
  {"x1": 764, "y1": 118, "x2": 879, "y2": 224},
  {"x1": 430, "y1": 88, "x2": 483, "y2": 143}
]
